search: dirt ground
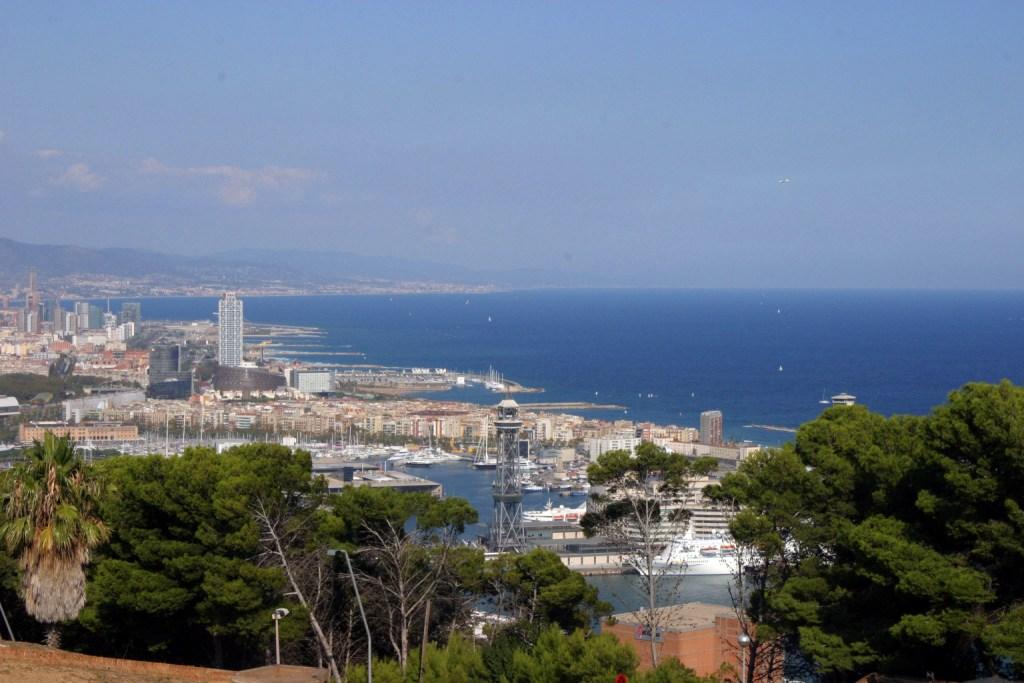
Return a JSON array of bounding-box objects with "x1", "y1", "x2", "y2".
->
[{"x1": 0, "y1": 642, "x2": 234, "y2": 683}]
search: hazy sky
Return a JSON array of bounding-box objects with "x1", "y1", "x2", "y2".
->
[{"x1": 1, "y1": 3, "x2": 1022, "y2": 287}]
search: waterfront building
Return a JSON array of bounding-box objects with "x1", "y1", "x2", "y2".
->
[
  {"x1": 667, "y1": 440, "x2": 760, "y2": 463},
  {"x1": 217, "y1": 292, "x2": 244, "y2": 367},
  {"x1": 18, "y1": 421, "x2": 139, "y2": 444},
  {"x1": 831, "y1": 392, "x2": 856, "y2": 406},
  {"x1": 315, "y1": 461, "x2": 442, "y2": 497},
  {"x1": 699, "y1": 410, "x2": 724, "y2": 446},
  {"x1": 290, "y1": 369, "x2": 333, "y2": 395}
]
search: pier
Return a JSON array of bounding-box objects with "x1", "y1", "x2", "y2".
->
[
  {"x1": 743, "y1": 424, "x2": 798, "y2": 433},
  {"x1": 520, "y1": 401, "x2": 626, "y2": 411}
]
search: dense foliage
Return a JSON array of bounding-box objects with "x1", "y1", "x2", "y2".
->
[
  {"x1": 708, "y1": 380, "x2": 1024, "y2": 680},
  {"x1": 72, "y1": 443, "x2": 316, "y2": 666},
  {"x1": 482, "y1": 547, "x2": 611, "y2": 631}
]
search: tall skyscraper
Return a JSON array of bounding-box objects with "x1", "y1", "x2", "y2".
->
[
  {"x1": 120, "y1": 302, "x2": 142, "y2": 326},
  {"x1": 700, "y1": 410, "x2": 724, "y2": 446},
  {"x1": 25, "y1": 268, "x2": 39, "y2": 311},
  {"x1": 218, "y1": 292, "x2": 244, "y2": 367}
]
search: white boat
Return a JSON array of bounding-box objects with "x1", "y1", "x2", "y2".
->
[
  {"x1": 387, "y1": 449, "x2": 415, "y2": 463},
  {"x1": 403, "y1": 447, "x2": 460, "y2": 467},
  {"x1": 522, "y1": 483, "x2": 545, "y2": 493},
  {"x1": 484, "y1": 366, "x2": 506, "y2": 392},
  {"x1": 638, "y1": 531, "x2": 740, "y2": 576},
  {"x1": 473, "y1": 424, "x2": 497, "y2": 469},
  {"x1": 523, "y1": 499, "x2": 587, "y2": 523}
]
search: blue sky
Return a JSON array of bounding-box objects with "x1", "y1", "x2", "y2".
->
[{"x1": 1, "y1": 2, "x2": 1022, "y2": 287}]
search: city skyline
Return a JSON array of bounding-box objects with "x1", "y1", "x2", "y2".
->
[{"x1": 2, "y1": 4, "x2": 1023, "y2": 288}]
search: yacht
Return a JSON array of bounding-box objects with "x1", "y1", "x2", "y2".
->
[
  {"x1": 635, "y1": 531, "x2": 740, "y2": 576},
  {"x1": 403, "y1": 447, "x2": 459, "y2": 467},
  {"x1": 523, "y1": 500, "x2": 588, "y2": 523}
]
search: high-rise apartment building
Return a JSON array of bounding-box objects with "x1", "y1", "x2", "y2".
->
[
  {"x1": 218, "y1": 292, "x2": 244, "y2": 367},
  {"x1": 699, "y1": 410, "x2": 724, "y2": 446}
]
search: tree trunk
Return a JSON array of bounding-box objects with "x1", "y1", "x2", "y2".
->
[
  {"x1": 647, "y1": 554, "x2": 659, "y2": 667},
  {"x1": 417, "y1": 600, "x2": 432, "y2": 683},
  {"x1": 44, "y1": 626, "x2": 60, "y2": 649},
  {"x1": 256, "y1": 502, "x2": 343, "y2": 683}
]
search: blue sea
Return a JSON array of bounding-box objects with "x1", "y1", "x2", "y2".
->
[{"x1": 123, "y1": 289, "x2": 1024, "y2": 445}]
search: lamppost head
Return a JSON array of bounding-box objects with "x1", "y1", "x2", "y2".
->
[
  {"x1": 272, "y1": 607, "x2": 290, "y2": 620},
  {"x1": 737, "y1": 633, "x2": 751, "y2": 647}
]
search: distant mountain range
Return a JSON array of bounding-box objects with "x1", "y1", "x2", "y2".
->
[{"x1": 0, "y1": 238, "x2": 589, "y2": 294}]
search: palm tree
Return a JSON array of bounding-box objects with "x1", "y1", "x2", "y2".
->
[{"x1": 0, "y1": 432, "x2": 109, "y2": 647}]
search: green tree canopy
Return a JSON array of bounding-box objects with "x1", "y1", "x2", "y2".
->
[
  {"x1": 72, "y1": 443, "x2": 318, "y2": 667},
  {"x1": 708, "y1": 381, "x2": 1024, "y2": 680},
  {"x1": 483, "y1": 547, "x2": 611, "y2": 632}
]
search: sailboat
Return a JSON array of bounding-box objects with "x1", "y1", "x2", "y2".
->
[
  {"x1": 819, "y1": 389, "x2": 830, "y2": 405},
  {"x1": 473, "y1": 422, "x2": 497, "y2": 469}
]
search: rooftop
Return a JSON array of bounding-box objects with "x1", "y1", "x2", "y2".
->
[{"x1": 609, "y1": 602, "x2": 736, "y2": 632}]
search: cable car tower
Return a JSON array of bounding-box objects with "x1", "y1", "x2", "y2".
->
[{"x1": 490, "y1": 398, "x2": 525, "y2": 552}]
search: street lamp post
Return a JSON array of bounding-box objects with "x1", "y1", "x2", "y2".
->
[
  {"x1": 737, "y1": 632, "x2": 751, "y2": 683},
  {"x1": 271, "y1": 607, "x2": 290, "y2": 665},
  {"x1": 329, "y1": 548, "x2": 372, "y2": 683}
]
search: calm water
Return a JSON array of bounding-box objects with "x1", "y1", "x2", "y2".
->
[{"x1": 402, "y1": 461, "x2": 731, "y2": 611}]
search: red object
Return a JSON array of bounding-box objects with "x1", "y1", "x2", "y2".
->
[{"x1": 615, "y1": 675, "x2": 629, "y2": 683}]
